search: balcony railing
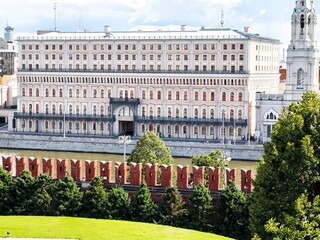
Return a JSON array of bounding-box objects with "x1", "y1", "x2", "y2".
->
[
  {"x1": 14, "y1": 113, "x2": 116, "y2": 122},
  {"x1": 18, "y1": 68, "x2": 249, "y2": 75},
  {"x1": 110, "y1": 97, "x2": 140, "y2": 105},
  {"x1": 134, "y1": 116, "x2": 248, "y2": 126}
]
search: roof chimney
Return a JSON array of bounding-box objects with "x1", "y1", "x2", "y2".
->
[
  {"x1": 244, "y1": 26, "x2": 249, "y2": 33},
  {"x1": 104, "y1": 25, "x2": 111, "y2": 33}
]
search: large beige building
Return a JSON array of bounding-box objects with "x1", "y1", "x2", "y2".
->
[{"x1": 13, "y1": 26, "x2": 280, "y2": 142}]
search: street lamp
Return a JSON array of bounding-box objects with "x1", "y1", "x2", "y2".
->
[
  {"x1": 222, "y1": 109, "x2": 226, "y2": 145},
  {"x1": 223, "y1": 150, "x2": 231, "y2": 188},
  {"x1": 118, "y1": 135, "x2": 131, "y2": 163}
]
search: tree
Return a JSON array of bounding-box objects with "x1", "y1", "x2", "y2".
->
[
  {"x1": 0, "y1": 167, "x2": 13, "y2": 214},
  {"x1": 265, "y1": 194, "x2": 320, "y2": 240},
  {"x1": 187, "y1": 184, "x2": 213, "y2": 232},
  {"x1": 159, "y1": 186, "x2": 185, "y2": 227},
  {"x1": 81, "y1": 177, "x2": 108, "y2": 219},
  {"x1": 131, "y1": 182, "x2": 156, "y2": 223},
  {"x1": 28, "y1": 174, "x2": 53, "y2": 215},
  {"x1": 191, "y1": 149, "x2": 226, "y2": 184},
  {"x1": 215, "y1": 181, "x2": 250, "y2": 240},
  {"x1": 8, "y1": 171, "x2": 36, "y2": 215},
  {"x1": 129, "y1": 131, "x2": 173, "y2": 165},
  {"x1": 250, "y1": 92, "x2": 320, "y2": 239},
  {"x1": 106, "y1": 186, "x2": 131, "y2": 220},
  {"x1": 50, "y1": 175, "x2": 82, "y2": 216}
]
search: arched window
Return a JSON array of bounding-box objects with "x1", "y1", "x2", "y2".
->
[
  {"x1": 22, "y1": 88, "x2": 26, "y2": 97},
  {"x1": 108, "y1": 106, "x2": 111, "y2": 116},
  {"x1": 45, "y1": 121, "x2": 49, "y2": 129},
  {"x1": 142, "y1": 90, "x2": 146, "y2": 99},
  {"x1": 100, "y1": 122, "x2": 104, "y2": 131},
  {"x1": 69, "y1": 105, "x2": 72, "y2": 115},
  {"x1": 142, "y1": 124, "x2": 146, "y2": 133},
  {"x1": 76, "y1": 105, "x2": 80, "y2": 115},
  {"x1": 175, "y1": 108, "x2": 180, "y2": 118},
  {"x1": 157, "y1": 107, "x2": 161, "y2": 117},
  {"x1": 93, "y1": 105, "x2": 97, "y2": 115},
  {"x1": 168, "y1": 107, "x2": 172, "y2": 118},
  {"x1": 22, "y1": 104, "x2": 26, "y2": 113},
  {"x1": 297, "y1": 68, "x2": 304, "y2": 85},
  {"x1": 230, "y1": 92, "x2": 235, "y2": 101},
  {"x1": 36, "y1": 104, "x2": 39, "y2": 113},
  {"x1": 69, "y1": 89, "x2": 72, "y2": 98},
  {"x1": 101, "y1": 89, "x2": 105, "y2": 98},
  {"x1": 52, "y1": 121, "x2": 56, "y2": 130},
  {"x1": 52, "y1": 89, "x2": 56, "y2": 97},
  {"x1": 149, "y1": 107, "x2": 153, "y2": 118},
  {"x1": 142, "y1": 107, "x2": 146, "y2": 117},
  {"x1": 230, "y1": 109, "x2": 235, "y2": 120},
  {"x1": 45, "y1": 104, "x2": 49, "y2": 114},
  {"x1": 210, "y1": 109, "x2": 215, "y2": 119},
  {"x1": 203, "y1": 92, "x2": 207, "y2": 101},
  {"x1": 46, "y1": 89, "x2": 49, "y2": 97},
  {"x1": 100, "y1": 106, "x2": 104, "y2": 116},
  {"x1": 108, "y1": 89, "x2": 111, "y2": 98},
  {"x1": 36, "y1": 88, "x2": 40, "y2": 97},
  {"x1": 125, "y1": 90, "x2": 129, "y2": 99},
  {"x1": 76, "y1": 89, "x2": 80, "y2": 98},
  {"x1": 229, "y1": 127, "x2": 234, "y2": 136},
  {"x1": 119, "y1": 90, "x2": 123, "y2": 98},
  {"x1": 157, "y1": 91, "x2": 162, "y2": 100},
  {"x1": 168, "y1": 91, "x2": 172, "y2": 100},
  {"x1": 194, "y1": 126, "x2": 198, "y2": 135},
  {"x1": 175, "y1": 125, "x2": 179, "y2": 134},
  {"x1": 52, "y1": 105, "x2": 56, "y2": 114},
  {"x1": 29, "y1": 88, "x2": 33, "y2": 97},
  {"x1": 93, "y1": 89, "x2": 97, "y2": 98},
  {"x1": 184, "y1": 91, "x2": 188, "y2": 101},
  {"x1": 83, "y1": 105, "x2": 87, "y2": 115},
  {"x1": 59, "y1": 89, "x2": 63, "y2": 97},
  {"x1": 202, "y1": 109, "x2": 206, "y2": 118},
  {"x1": 195, "y1": 91, "x2": 199, "y2": 101},
  {"x1": 222, "y1": 92, "x2": 226, "y2": 101},
  {"x1": 211, "y1": 92, "x2": 215, "y2": 101},
  {"x1": 176, "y1": 91, "x2": 180, "y2": 100},
  {"x1": 238, "y1": 110, "x2": 243, "y2": 120},
  {"x1": 183, "y1": 108, "x2": 187, "y2": 118},
  {"x1": 202, "y1": 126, "x2": 206, "y2": 135},
  {"x1": 150, "y1": 90, "x2": 154, "y2": 100},
  {"x1": 238, "y1": 92, "x2": 243, "y2": 102},
  {"x1": 130, "y1": 90, "x2": 134, "y2": 98},
  {"x1": 183, "y1": 126, "x2": 187, "y2": 134},
  {"x1": 210, "y1": 126, "x2": 214, "y2": 135},
  {"x1": 194, "y1": 108, "x2": 199, "y2": 118},
  {"x1": 83, "y1": 89, "x2": 87, "y2": 98}
]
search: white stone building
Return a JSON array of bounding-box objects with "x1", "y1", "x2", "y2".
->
[
  {"x1": 256, "y1": 0, "x2": 319, "y2": 142},
  {"x1": 13, "y1": 25, "x2": 280, "y2": 141}
]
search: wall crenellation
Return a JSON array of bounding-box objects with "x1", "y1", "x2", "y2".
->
[{"x1": 1, "y1": 156, "x2": 253, "y2": 193}]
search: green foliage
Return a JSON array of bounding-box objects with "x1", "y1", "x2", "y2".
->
[
  {"x1": 0, "y1": 167, "x2": 13, "y2": 214},
  {"x1": 81, "y1": 177, "x2": 108, "y2": 219},
  {"x1": 191, "y1": 149, "x2": 225, "y2": 168},
  {"x1": 159, "y1": 186, "x2": 185, "y2": 227},
  {"x1": 187, "y1": 184, "x2": 213, "y2": 232},
  {"x1": 215, "y1": 181, "x2": 251, "y2": 240},
  {"x1": 106, "y1": 186, "x2": 131, "y2": 220},
  {"x1": 8, "y1": 171, "x2": 36, "y2": 215},
  {"x1": 50, "y1": 175, "x2": 82, "y2": 216},
  {"x1": 265, "y1": 194, "x2": 320, "y2": 240},
  {"x1": 131, "y1": 182, "x2": 156, "y2": 223},
  {"x1": 250, "y1": 92, "x2": 320, "y2": 239},
  {"x1": 129, "y1": 131, "x2": 173, "y2": 165}
]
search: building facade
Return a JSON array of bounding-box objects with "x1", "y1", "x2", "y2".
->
[
  {"x1": 256, "y1": 0, "x2": 319, "y2": 142},
  {"x1": 13, "y1": 26, "x2": 280, "y2": 141}
]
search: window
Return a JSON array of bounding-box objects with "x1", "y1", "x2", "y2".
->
[
  {"x1": 230, "y1": 92, "x2": 235, "y2": 101},
  {"x1": 222, "y1": 92, "x2": 226, "y2": 101},
  {"x1": 203, "y1": 92, "x2": 207, "y2": 101},
  {"x1": 211, "y1": 92, "x2": 215, "y2": 101},
  {"x1": 223, "y1": 44, "x2": 227, "y2": 50},
  {"x1": 176, "y1": 91, "x2": 180, "y2": 100},
  {"x1": 168, "y1": 91, "x2": 172, "y2": 100},
  {"x1": 194, "y1": 108, "x2": 199, "y2": 118},
  {"x1": 150, "y1": 91, "x2": 153, "y2": 100},
  {"x1": 184, "y1": 91, "x2": 188, "y2": 101},
  {"x1": 223, "y1": 55, "x2": 227, "y2": 61},
  {"x1": 168, "y1": 108, "x2": 172, "y2": 118},
  {"x1": 142, "y1": 90, "x2": 146, "y2": 99},
  {"x1": 195, "y1": 92, "x2": 199, "y2": 101},
  {"x1": 238, "y1": 92, "x2": 243, "y2": 102},
  {"x1": 157, "y1": 91, "x2": 161, "y2": 100},
  {"x1": 210, "y1": 109, "x2": 215, "y2": 119}
]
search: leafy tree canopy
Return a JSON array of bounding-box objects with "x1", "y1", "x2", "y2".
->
[
  {"x1": 129, "y1": 131, "x2": 173, "y2": 165},
  {"x1": 250, "y1": 92, "x2": 320, "y2": 239}
]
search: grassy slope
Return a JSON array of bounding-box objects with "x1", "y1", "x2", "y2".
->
[{"x1": 0, "y1": 216, "x2": 232, "y2": 240}]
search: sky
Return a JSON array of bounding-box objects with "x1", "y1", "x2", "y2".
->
[{"x1": 1, "y1": 0, "x2": 320, "y2": 54}]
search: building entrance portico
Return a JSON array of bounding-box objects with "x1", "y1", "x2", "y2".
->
[{"x1": 115, "y1": 106, "x2": 135, "y2": 136}]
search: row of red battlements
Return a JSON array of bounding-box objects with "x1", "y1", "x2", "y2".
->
[{"x1": 1, "y1": 156, "x2": 253, "y2": 193}]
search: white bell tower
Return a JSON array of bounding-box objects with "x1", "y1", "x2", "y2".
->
[{"x1": 284, "y1": 0, "x2": 319, "y2": 101}]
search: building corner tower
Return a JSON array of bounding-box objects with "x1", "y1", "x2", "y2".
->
[{"x1": 284, "y1": 0, "x2": 319, "y2": 101}]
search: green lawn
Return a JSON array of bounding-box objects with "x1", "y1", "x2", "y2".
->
[{"x1": 0, "y1": 216, "x2": 232, "y2": 240}]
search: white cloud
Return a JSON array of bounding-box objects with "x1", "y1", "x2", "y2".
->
[{"x1": 259, "y1": 9, "x2": 266, "y2": 15}]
